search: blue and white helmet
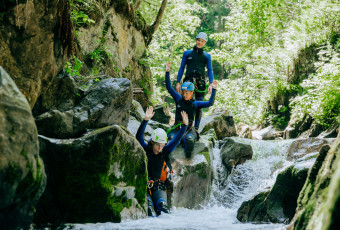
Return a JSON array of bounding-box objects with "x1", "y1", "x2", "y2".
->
[
  {"x1": 196, "y1": 32, "x2": 208, "y2": 42},
  {"x1": 181, "y1": 82, "x2": 194, "y2": 91}
]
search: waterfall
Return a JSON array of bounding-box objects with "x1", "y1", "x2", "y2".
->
[{"x1": 211, "y1": 138, "x2": 294, "y2": 209}]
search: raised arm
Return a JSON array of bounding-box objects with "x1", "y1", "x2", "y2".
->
[
  {"x1": 163, "y1": 111, "x2": 189, "y2": 154},
  {"x1": 136, "y1": 106, "x2": 155, "y2": 149},
  {"x1": 165, "y1": 62, "x2": 181, "y2": 103},
  {"x1": 194, "y1": 80, "x2": 218, "y2": 109}
]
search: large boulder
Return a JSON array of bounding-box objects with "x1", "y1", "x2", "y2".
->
[
  {"x1": 170, "y1": 138, "x2": 214, "y2": 209},
  {"x1": 288, "y1": 136, "x2": 340, "y2": 230},
  {"x1": 34, "y1": 78, "x2": 132, "y2": 138},
  {"x1": 237, "y1": 155, "x2": 317, "y2": 224},
  {"x1": 0, "y1": 67, "x2": 46, "y2": 230},
  {"x1": 236, "y1": 122, "x2": 253, "y2": 139},
  {"x1": 284, "y1": 114, "x2": 314, "y2": 139},
  {"x1": 286, "y1": 137, "x2": 333, "y2": 161},
  {"x1": 199, "y1": 110, "x2": 236, "y2": 139},
  {"x1": 33, "y1": 125, "x2": 148, "y2": 225},
  {"x1": 252, "y1": 126, "x2": 282, "y2": 140},
  {"x1": 220, "y1": 138, "x2": 253, "y2": 172},
  {"x1": 151, "y1": 105, "x2": 171, "y2": 124}
]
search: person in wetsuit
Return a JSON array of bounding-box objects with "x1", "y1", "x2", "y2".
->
[
  {"x1": 175, "y1": 32, "x2": 214, "y2": 136},
  {"x1": 166, "y1": 61, "x2": 217, "y2": 158},
  {"x1": 136, "y1": 106, "x2": 188, "y2": 216}
]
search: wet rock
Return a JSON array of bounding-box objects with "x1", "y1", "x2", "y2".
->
[
  {"x1": 170, "y1": 138, "x2": 214, "y2": 209},
  {"x1": 34, "y1": 78, "x2": 132, "y2": 138},
  {"x1": 34, "y1": 125, "x2": 148, "y2": 225},
  {"x1": 317, "y1": 120, "x2": 339, "y2": 138},
  {"x1": 35, "y1": 110, "x2": 74, "y2": 139},
  {"x1": 199, "y1": 110, "x2": 236, "y2": 139},
  {"x1": 297, "y1": 122, "x2": 323, "y2": 138},
  {"x1": 288, "y1": 138, "x2": 340, "y2": 230},
  {"x1": 0, "y1": 67, "x2": 46, "y2": 230},
  {"x1": 151, "y1": 104, "x2": 171, "y2": 124},
  {"x1": 284, "y1": 114, "x2": 313, "y2": 139},
  {"x1": 130, "y1": 100, "x2": 145, "y2": 122},
  {"x1": 252, "y1": 126, "x2": 280, "y2": 140},
  {"x1": 286, "y1": 137, "x2": 332, "y2": 161},
  {"x1": 220, "y1": 138, "x2": 253, "y2": 172},
  {"x1": 236, "y1": 122, "x2": 253, "y2": 139},
  {"x1": 237, "y1": 158, "x2": 315, "y2": 224},
  {"x1": 32, "y1": 71, "x2": 78, "y2": 116},
  {"x1": 0, "y1": 1, "x2": 63, "y2": 108}
]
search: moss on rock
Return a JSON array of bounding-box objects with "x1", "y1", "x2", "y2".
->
[{"x1": 34, "y1": 125, "x2": 147, "y2": 225}]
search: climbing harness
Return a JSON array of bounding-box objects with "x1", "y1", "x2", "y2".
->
[
  {"x1": 193, "y1": 77, "x2": 209, "y2": 93},
  {"x1": 166, "y1": 122, "x2": 182, "y2": 134}
]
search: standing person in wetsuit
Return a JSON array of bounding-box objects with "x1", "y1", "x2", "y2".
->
[
  {"x1": 136, "y1": 106, "x2": 188, "y2": 216},
  {"x1": 166, "y1": 61, "x2": 217, "y2": 158},
  {"x1": 175, "y1": 32, "x2": 214, "y2": 137}
]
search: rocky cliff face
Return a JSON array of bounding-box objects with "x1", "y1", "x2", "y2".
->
[
  {"x1": 0, "y1": 0, "x2": 152, "y2": 109},
  {"x1": 0, "y1": 0, "x2": 64, "y2": 108},
  {"x1": 288, "y1": 135, "x2": 340, "y2": 230}
]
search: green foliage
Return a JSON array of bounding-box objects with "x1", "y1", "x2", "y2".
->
[
  {"x1": 65, "y1": 55, "x2": 83, "y2": 77},
  {"x1": 69, "y1": 0, "x2": 95, "y2": 29}
]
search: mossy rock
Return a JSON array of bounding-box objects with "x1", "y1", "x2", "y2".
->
[
  {"x1": 288, "y1": 137, "x2": 340, "y2": 230},
  {"x1": 34, "y1": 125, "x2": 148, "y2": 225}
]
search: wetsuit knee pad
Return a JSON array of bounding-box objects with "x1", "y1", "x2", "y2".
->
[{"x1": 185, "y1": 134, "x2": 195, "y2": 151}]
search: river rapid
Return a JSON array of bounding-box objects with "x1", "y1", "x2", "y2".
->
[{"x1": 66, "y1": 138, "x2": 295, "y2": 230}]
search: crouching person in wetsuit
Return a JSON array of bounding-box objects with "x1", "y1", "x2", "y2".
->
[
  {"x1": 136, "y1": 106, "x2": 188, "y2": 216},
  {"x1": 166, "y1": 61, "x2": 217, "y2": 158}
]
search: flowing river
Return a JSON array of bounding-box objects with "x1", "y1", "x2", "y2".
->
[{"x1": 67, "y1": 138, "x2": 295, "y2": 230}]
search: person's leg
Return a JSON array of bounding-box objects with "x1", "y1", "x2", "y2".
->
[
  {"x1": 165, "y1": 179, "x2": 174, "y2": 210},
  {"x1": 194, "y1": 78, "x2": 206, "y2": 140},
  {"x1": 147, "y1": 193, "x2": 157, "y2": 217},
  {"x1": 183, "y1": 130, "x2": 197, "y2": 158}
]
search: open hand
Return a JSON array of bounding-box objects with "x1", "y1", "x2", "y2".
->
[
  {"x1": 145, "y1": 106, "x2": 155, "y2": 121},
  {"x1": 176, "y1": 82, "x2": 181, "y2": 93},
  {"x1": 211, "y1": 80, "x2": 218, "y2": 89},
  {"x1": 181, "y1": 111, "x2": 189, "y2": 126},
  {"x1": 208, "y1": 84, "x2": 212, "y2": 94},
  {"x1": 166, "y1": 61, "x2": 171, "y2": 72}
]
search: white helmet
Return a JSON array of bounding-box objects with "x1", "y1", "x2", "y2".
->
[{"x1": 151, "y1": 128, "x2": 168, "y2": 143}]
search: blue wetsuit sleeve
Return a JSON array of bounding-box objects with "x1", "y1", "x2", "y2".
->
[
  {"x1": 206, "y1": 52, "x2": 214, "y2": 84},
  {"x1": 177, "y1": 51, "x2": 190, "y2": 83},
  {"x1": 166, "y1": 71, "x2": 182, "y2": 103},
  {"x1": 163, "y1": 124, "x2": 187, "y2": 154},
  {"x1": 193, "y1": 88, "x2": 216, "y2": 109},
  {"x1": 136, "y1": 120, "x2": 148, "y2": 149}
]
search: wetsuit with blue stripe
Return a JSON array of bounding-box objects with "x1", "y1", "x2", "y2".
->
[
  {"x1": 136, "y1": 120, "x2": 187, "y2": 216},
  {"x1": 177, "y1": 46, "x2": 214, "y2": 130},
  {"x1": 166, "y1": 71, "x2": 216, "y2": 157}
]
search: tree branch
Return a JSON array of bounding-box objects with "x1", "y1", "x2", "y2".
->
[
  {"x1": 134, "y1": 0, "x2": 143, "y2": 11},
  {"x1": 146, "y1": 0, "x2": 167, "y2": 45}
]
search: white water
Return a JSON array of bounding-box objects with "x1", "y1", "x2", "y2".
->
[{"x1": 68, "y1": 138, "x2": 294, "y2": 230}]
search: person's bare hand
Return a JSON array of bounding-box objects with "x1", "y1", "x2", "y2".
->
[
  {"x1": 211, "y1": 80, "x2": 218, "y2": 89},
  {"x1": 145, "y1": 106, "x2": 155, "y2": 121},
  {"x1": 176, "y1": 82, "x2": 181, "y2": 93},
  {"x1": 166, "y1": 61, "x2": 171, "y2": 72},
  {"x1": 181, "y1": 111, "x2": 189, "y2": 126},
  {"x1": 208, "y1": 84, "x2": 213, "y2": 94}
]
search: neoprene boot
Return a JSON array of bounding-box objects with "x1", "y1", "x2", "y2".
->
[
  {"x1": 147, "y1": 197, "x2": 156, "y2": 217},
  {"x1": 159, "y1": 201, "x2": 170, "y2": 214}
]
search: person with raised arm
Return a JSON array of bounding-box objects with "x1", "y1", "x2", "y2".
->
[
  {"x1": 136, "y1": 106, "x2": 188, "y2": 216},
  {"x1": 166, "y1": 61, "x2": 217, "y2": 158}
]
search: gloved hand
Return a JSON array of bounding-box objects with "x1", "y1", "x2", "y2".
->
[{"x1": 167, "y1": 170, "x2": 174, "y2": 180}]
